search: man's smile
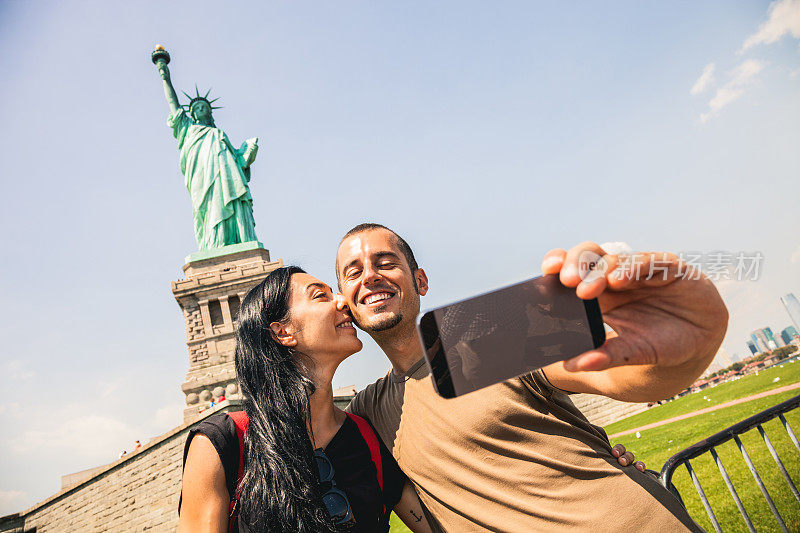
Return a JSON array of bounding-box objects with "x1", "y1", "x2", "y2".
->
[{"x1": 360, "y1": 291, "x2": 396, "y2": 306}]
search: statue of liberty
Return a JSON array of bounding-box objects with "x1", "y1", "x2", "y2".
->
[{"x1": 152, "y1": 46, "x2": 259, "y2": 252}]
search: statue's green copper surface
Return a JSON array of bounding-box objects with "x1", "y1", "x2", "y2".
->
[{"x1": 152, "y1": 46, "x2": 260, "y2": 251}]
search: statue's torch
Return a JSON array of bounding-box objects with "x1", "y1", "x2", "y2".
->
[
  {"x1": 152, "y1": 44, "x2": 181, "y2": 114},
  {"x1": 151, "y1": 44, "x2": 171, "y2": 79}
]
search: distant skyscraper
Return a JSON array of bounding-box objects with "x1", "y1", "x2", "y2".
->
[
  {"x1": 768, "y1": 327, "x2": 785, "y2": 347},
  {"x1": 751, "y1": 333, "x2": 766, "y2": 353},
  {"x1": 782, "y1": 293, "x2": 800, "y2": 331},
  {"x1": 765, "y1": 328, "x2": 779, "y2": 349},
  {"x1": 781, "y1": 325, "x2": 799, "y2": 345},
  {"x1": 746, "y1": 340, "x2": 758, "y2": 355},
  {"x1": 752, "y1": 328, "x2": 778, "y2": 351}
]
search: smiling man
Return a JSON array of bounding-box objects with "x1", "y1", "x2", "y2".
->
[{"x1": 338, "y1": 223, "x2": 727, "y2": 532}]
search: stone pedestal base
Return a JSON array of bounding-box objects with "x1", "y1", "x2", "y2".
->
[
  {"x1": 172, "y1": 245, "x2": 282, "y2": 423},
  {"x1": 184, "y1": 240, "x2": 267, "y2": 264}
]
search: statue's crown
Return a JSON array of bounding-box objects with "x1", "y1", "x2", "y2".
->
[{"x1": 182, "y1": 85, "x2": 221, "y2": 113}]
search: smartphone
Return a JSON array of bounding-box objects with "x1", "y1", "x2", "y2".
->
[{"x1": 416, "y1": 274, "x2": 605, "y2": 398}]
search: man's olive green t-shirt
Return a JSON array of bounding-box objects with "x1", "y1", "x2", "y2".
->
[{"x1": 347, "y1": 358, "x2": 702, "y2": 532}]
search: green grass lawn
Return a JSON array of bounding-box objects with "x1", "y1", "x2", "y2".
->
[
  {"x1": 389, "y1": 512, "x2": 412, "y2": 533},
  {"x1": 608, "y1": 389, "x2": 800, "y2": 532},
  {"x1": 605, "y1": 361, "x2": 800, "y2": 436}
]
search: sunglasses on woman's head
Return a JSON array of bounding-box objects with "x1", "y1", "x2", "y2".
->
[{"x1": 314, "y1": 449, "x2": 356, "y2": 528}]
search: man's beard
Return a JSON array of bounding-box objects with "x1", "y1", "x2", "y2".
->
[{"x1": 354, "y1": 310, "x2": 403, "y2": 332}]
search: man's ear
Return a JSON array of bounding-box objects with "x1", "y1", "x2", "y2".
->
[
  {"x1": 415, "y1": 268, "x2": 429, "y2": 296},
  {"x1": 269, "y1": 321, "x2": 298, "y2": 347}
]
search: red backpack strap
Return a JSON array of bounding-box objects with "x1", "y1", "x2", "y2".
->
[
  {"x1": 227, "y1": 411, "x2": 249, "y2": 531},
  {"x1": 346, "y1": 412, "x2": 386, "y2": 515}
]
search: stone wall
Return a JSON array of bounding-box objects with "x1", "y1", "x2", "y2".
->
[
  {"x1": 184, "y1": 306, "x2": 207, "y2": 364},
  {"x1": 571, "y1": 392, "x2": 650, "y2": 428},
  {"x1": 0, "y1": 402, "x2": 240, "y2": 533},
  {"x1": 60, "y1": 465, "x2": 107, "y2": 491}
]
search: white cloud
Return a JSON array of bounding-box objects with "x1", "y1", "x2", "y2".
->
[
  {"x1": 8, "y1": 414, "x2": 139, "y2": 459},
  {"x1": 791, "y1": 245, "x2": 800, "y2": 263},
  {"x1": 154, "y1": 401, "x2": 184, "y2": 430},
  {"x1": 0, "y1": 393, "x2": 186, "y2": 470},
  {"x1": 741, "y1": 0, "x2": 800, "y2": 52},
  {"x1": 1, "y1": 360, "x2": 34, "y2": 380},
  {"x1": 691, "y1": 63, "x2": 716, "y2": 95},
  {"x1": 700, "y1": 59, "x2": 764, "y2": 122},
  {"x1": 0, "y1": 402, "x2": 20, "y2": 418},
  {"x1": 704, "y1": 86, "x2": 744, "y2": 117},
  {"x1": 694, "y1": 0, "x2": 800, "y2": 123},
  {"x1": 0, "y1": 490, "x2": 28, "y2": 515},
  {"x1": 735, "y1": 58, "x2": 769, "y2": 80},
  {"x1": 98, "y1": 378, "x2": 122, "y2": 398}
]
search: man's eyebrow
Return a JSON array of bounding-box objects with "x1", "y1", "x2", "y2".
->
[
  {"x1": 339, "y1": 251, "x2": 400, "y2": 275},
  {"x1": 374, "y1": 251, "x2": 400, "y2": 261}
]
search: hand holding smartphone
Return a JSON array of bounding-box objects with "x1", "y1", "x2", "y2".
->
[{"x1": 417, "y1": 274, "x2": 605, "y2": 398}]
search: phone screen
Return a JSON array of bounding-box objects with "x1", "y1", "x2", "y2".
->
[{"x1": 417, "y1": 274, "x2": 605, "y2": 398}]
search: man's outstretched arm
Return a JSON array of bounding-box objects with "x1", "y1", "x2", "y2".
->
[{"x1": 540, "y1": 242, "x2": 728, "y2": 403}]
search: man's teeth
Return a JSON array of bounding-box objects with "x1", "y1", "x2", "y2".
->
[
  {"x1": 337, "y1": 321, "x2": 353, "y2": 328},
  {"x1": 364, "y1": 293, "x2": 392, "y2": 305}
]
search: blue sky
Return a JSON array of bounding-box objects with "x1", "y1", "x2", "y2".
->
[{"x1": 1, "y1": 0, "x2": 798, "y2": 514}]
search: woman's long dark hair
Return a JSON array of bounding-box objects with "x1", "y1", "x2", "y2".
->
[{"x1": 235, "y1": 266, "x2": 337, "y2": 532}]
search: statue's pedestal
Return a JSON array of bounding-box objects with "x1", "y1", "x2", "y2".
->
[
  {"x1": 184, "y1": 240, "x2": 266, "y2": 264},
  {"x1": 172, "y1": 244, "x2": 283, "y2": 422}
]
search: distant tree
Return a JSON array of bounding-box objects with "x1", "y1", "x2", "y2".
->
[
  {"x1": 771, "y1": 345, "x2": 798, "y2": 361},
  {"x1": 741, "y1": 355, "x2": 757, "y2": 365}
]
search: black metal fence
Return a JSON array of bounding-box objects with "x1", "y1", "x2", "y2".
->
[{"x1": 659, "y1": 393, "x2": 800, "y2": 532}]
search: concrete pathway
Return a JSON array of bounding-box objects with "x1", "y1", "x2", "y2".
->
[{"x1": 608, "y1": 381, "x2": 800, "y2": 439}]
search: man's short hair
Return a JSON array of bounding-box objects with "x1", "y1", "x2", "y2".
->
[{"x1": 337, "y1": 223, "x2": 419, "y2": 286}]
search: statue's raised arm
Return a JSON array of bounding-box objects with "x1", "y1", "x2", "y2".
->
[
  {"x1": 150, "y1": 45, "x2": 260, "y2": 253},
  {"x1": 151, "y1": 45, "x2": 180, "y2": 116}
]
